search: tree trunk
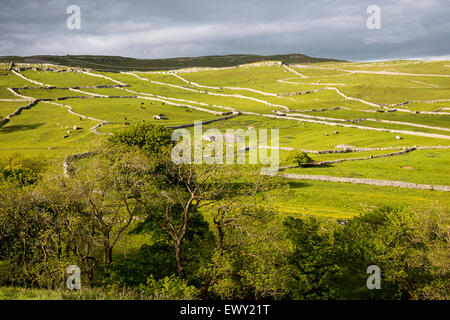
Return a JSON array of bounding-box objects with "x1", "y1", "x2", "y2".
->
[
  {"x1": 217, "y1": 224, "x2": 224, "y2": 251},
  {"x1": 175, "y1": 241, "x2": 185, "y2": 279},
  {"x1": 104, "y1": 243, "x2": 113, "y2": 265}
]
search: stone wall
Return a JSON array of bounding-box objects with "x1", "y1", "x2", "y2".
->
[
  {"x1": 282, "y1": 173, "x2": 450, "y2": 192},
  {"x1": 264, "y1": 114, "x2": 450, "y2": 140},
  {"x1": 63, "y1": 151, "x2": 97, "y2": 176},
  {"x1": 318, "y1": 147, "x2": 417, "y2": 165},
  {"x1": 0, "y1": 100, "x2": 39, "y2": 128},
  {"x1": 12, "y1": 84, "x2": 129, "y2": 90},
  {"x1": 168, "y1": 112, "x2": 240, "y2": 129}
]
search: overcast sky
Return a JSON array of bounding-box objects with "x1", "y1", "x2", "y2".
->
[{"x1": 1, "y1": 0, "x2": 449, "y2": 61}]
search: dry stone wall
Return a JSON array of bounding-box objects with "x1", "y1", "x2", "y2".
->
[
  {"x1": 282, "y1": 173, "x2": 450, "y2": 192},
  {"x1": 167, "y1": 112, "x2": 240, "y2": 129},
  {"x1": 0, "y1": 100, "x2": 39, "y2": 127},
  {"x1": 264, "y1": 114, "x2": 450, "y2": 140}
]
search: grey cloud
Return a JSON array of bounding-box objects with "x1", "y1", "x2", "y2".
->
[{"x1": 0, "y1": 0, "x2": 449, "y2": 61}]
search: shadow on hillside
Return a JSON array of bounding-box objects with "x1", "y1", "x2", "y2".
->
[
  {"x1": 0, "y1": 123, "x2": 44, "y2": 133},
  {"x1": 286, "y1": 181, "x2": 310, "y2": 188},
  {"x1": 317, "y1": 164, "x2": 335, "y2": 168}
]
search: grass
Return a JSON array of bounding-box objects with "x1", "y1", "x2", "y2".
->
[
  {"x1": 320, "y1": 60, "x2": 450, "y2": 75},
  {"x1": 180, "y1": 65, "x2": 308, "y2": 94},
  {"x1": 0, "y1": 101, "x2": 31, "y2": 119},
  {"x1": 0, "y1": 53, "x2": 340, "y2": 71},
  {"x1": 0, "y1": 101, "x2": 101, "y2": 157},
  {"x1": 0, "y1": 58, "x2": 449, "y2": 300},
  {"x1": 0, "y1": 287, "x2": 64, "y2": 300},
  {"x1": 21, "y1": 70, "x2": 116, "y2": 87},
  {"x1": 295, "y1": 109, "x2": 450, "y2": 128},
  {"x1": 0, "y1": 59, "x2": 448, "y2": 220},
  {"x1": 203, "y1": 115, "x2": 450, "y2": 149},
  {"x1": 0, "y1": 71, "x2": 32, "y2": 88},
  {"x1": 274, "y1": 178, "x2": 449, "y2": 219},
  {"x1": 285, "y1": 149, "x2": 450, "y2": 186},
  {"x1": 15, "y1": 88, "x2": 84, "y2": 99},
  {"x1": 62, "y1": 98, "x2": 218, "y2": 125}
]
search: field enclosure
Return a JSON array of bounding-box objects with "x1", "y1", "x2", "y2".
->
[{"x1": 1, "y1": 59, "x2": 449, "y2": 218}]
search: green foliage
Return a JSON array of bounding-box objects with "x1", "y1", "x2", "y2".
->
[
  {"x1": 0, "y1": 154, "x2": 43, "y2": 186},
  {"x1": 2, "y1": 54, "x2": 338, "y2": 72},
  {"x1": 109, "y1": 122, "x2": 174, "y2": 155},
  {"x1": 0, "y1": 166, "x2": 38, "y2": 185},
  {"x1": 0, "y1": 58, "x2": 449, "y2": 300},
  {"x1": 287, "y1": 151, "x2": 314, "y2": 167},
  {"x1": 141, "y1": 275, "x2": 200, "y2": 300},
  {"x1": 284, "y1": 206, "x2": 450, "y2": 300},
  {"x1": 284, "y1": 217, "x2": 337, "y2": 299},
  {"x1": 0, "y1": 182, "x2": 85, "y2": 288}
]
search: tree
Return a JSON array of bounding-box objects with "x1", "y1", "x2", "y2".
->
[
  {"x1": 109, "y1": 122, "x2": 174, "y2": 155},
  {"x1": 0, "y1": 154, "x2": 43, "y2": 186},
  {"x1": 284, "y1": 206, "x2": 450, "y2": 300},
  {"x1": 0, "y1": 166, "x2": 38, "y2": 186},
  {"x1": 109, "y1": 123, "x2": 222, "y2": 280},
  {"x1": 284, "y1": 216, "x2": 337, "y2": 299},
  {"x1": 287, "y1": 151, "x2": 314, "y2": 167},
  {"x1": 136, "y1": 161, "x2": 222, "y2": 279},
  {"x1": 410, "y1": 207, "x2": 450, "y2": 299},
  {"x1": 67, "y1": 145, "x2": 150, "y2": 267},
  {"x1": 198, "y1": 167, "x2": 290, "y2": 299},
  {"x1": 0, "y1": 180, "x2": 89, "y2": 288}
]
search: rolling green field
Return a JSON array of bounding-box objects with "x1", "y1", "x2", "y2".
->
[{"x1": 1, "y1": 59, "x2": 449, "y2": 219}]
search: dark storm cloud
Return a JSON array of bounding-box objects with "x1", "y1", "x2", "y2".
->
[{"x1": 0, "y1": 0, "x2": 449, "y2": 61}]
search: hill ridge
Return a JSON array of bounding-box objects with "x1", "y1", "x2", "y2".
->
[{"x1": 0, "y1": 53, "x2": 343, "y2": 72}]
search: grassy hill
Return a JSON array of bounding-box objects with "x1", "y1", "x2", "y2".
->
[
  {"x1": 0, "y1": 53, "x2": 343, "y2": 72},
  {"x1": 0, "y1": 58, "x2": 448, "y2": 219}
]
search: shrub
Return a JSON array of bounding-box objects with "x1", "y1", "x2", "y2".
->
[
  {"x1": 288, "y1": 151, "x2": 313, "y2": 167},
  {"x1": 0, "y1": 166, "x2": 38, "y2": 185},
  {"x1": 109, "y1": 123, "x2": 174, "y2": 155},
  {"x1": 141, "y1": 275, "x2": 200, "y2": 300}
]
